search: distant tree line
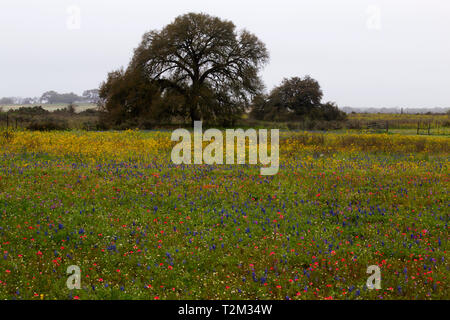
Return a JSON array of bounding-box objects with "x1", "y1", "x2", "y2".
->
[
  {"x1": 0, "y1": 89, "x2": 99, "y2": 105},
  {"x1": 341, "y1": 106, "x2": 449, "y2": 115},
  {"x1": 39, "y1": 89, "x2": 99, "y2": 104},
  {"x1": 0, "y1": 106, "x2": 100, "y2": 131},
  {"x1": 0, "y1": 97, "x2": 15, "y2": 105}
]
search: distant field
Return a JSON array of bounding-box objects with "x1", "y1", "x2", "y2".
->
[
  {"x1": 0, "y1": 104, "x2": 97, "y2": 113},
  {"x1": 348, "y1": 113, "x2": 449, "y2": 127},
  {"x1": 345, "y1": 113, "x2": 449, "y2": 136}
]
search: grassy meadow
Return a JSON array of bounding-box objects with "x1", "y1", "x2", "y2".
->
[
  {"x1": 0, "y1": 129, "x2": 448, "y2": 300},
  {"x1": 346, "y1": 113, "x2": 450, "y2": 135}
]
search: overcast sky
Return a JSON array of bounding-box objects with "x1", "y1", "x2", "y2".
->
[{"x1": 1, "y1": 0, "x2": 449, "y2": 108}]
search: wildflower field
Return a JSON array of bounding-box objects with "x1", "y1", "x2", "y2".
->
[{"x1": 0, "y1": 130, "x2": 448, "y2": 300}]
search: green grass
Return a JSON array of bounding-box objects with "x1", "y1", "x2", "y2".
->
[{"x1": 0, "y1": 134, "x2": 448, "y2": 300}]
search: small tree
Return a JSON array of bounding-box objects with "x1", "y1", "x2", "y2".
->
[
  {"x1": 317, "y1": 102, "x2": 346, "y2": 121},
  {"x1": 270, "y1": 76, "x2": 323, "y2": 117},
  {"x1": 251, "y1": 76, "x2": 345, "y2": 122}
]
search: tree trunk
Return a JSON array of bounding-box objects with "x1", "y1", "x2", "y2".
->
[{"x1": 188, "y1": 87, "x2": 200, "y2": 127}]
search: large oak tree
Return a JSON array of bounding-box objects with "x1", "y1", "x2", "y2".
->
[{"x1": 128, "y1": 12, "x2": 269, "y2": 125}]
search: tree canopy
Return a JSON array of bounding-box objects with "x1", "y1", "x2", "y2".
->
[
  {"x1": 250, "y1": 76, "x2": 346, "y2": 122},
  {"x1": 100, "y1": 12, "x2": 269, "y2": 126}
]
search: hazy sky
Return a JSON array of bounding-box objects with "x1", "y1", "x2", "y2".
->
[{"x1": 1, "y1": 0, "x2": 449, "y2": 108}]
